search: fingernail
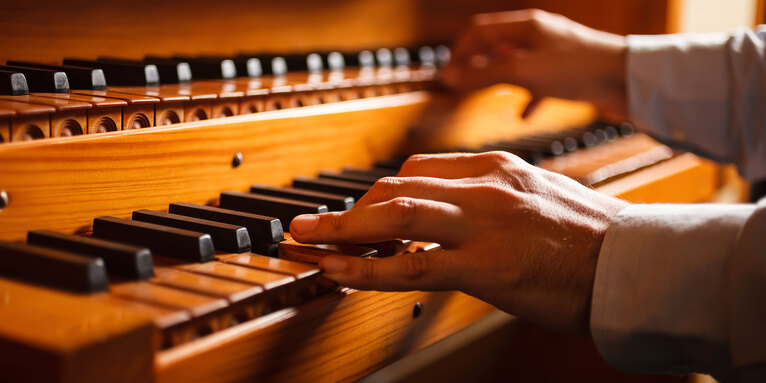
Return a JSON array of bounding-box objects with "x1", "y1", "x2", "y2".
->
[
  {"x1": 322, "y1": 257, "x2": 348, "y2": 274},
  {"x1": 291, "y1": 215, "x2": 320, "y2": 234}
]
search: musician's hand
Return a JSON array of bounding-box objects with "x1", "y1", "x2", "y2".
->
[
  {"x1": 290, "y1": 152, "x2": 629, "y2": 336},
  {"x1": 441, "y1": 9, "x2": 628, "y2": 120}
]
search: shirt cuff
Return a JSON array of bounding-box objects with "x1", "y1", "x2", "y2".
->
[
  {"x1": 626, "y1": 33, "x2": 730, "y2": 161},
  {"x1": 590, "y1": 203, "x2": 754, "y2": 378}
]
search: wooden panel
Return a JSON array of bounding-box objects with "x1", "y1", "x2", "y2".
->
[
  {"x1": 155, "y1": 289, "x2": 496, "y2": 383},
  {"x1": 0, "y1": 0, "x2": 676, "y2": 64},
  {"x1": 595, "y1": 153, "x2": 720, "y2": 203},
  {"x1": 0, "y1": 92, "x2": 428, "y2": 240},
  {"x1": 0, "y1": 278, "x2": 154, "y2": 383}
]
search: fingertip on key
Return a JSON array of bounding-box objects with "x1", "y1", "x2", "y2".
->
[{"x1": 291, "y1": 214, "x2": 320, "y2": 235}]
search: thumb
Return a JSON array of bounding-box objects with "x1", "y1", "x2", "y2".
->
[{"x1": 319, "y1": 250, "x2": 461, "y2": 292}]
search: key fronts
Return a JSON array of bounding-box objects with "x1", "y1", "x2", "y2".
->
[
  {"x1": 219, "y1": 191, "x2": 328, "y2": 229},
  {"x1": 93, "y1": 216, "x2": 215, "y2": 263},
  {"x1": 132, "y1": 209, "x2": 251, "y2": 253},
  {"x1": 27, "y1": 230, "x2": 154, "y2": 281},
  {"x1": 168, "y1": 202, "x2": 283, "y2": 256},
  {"x1": 0, "y1": 240, "x2": 108, "y2": 293}
]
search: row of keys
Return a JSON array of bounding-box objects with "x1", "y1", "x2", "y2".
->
[
  {"x1": 0, "y1": 47, "x2": 448, "y2": 142},
  {"x1": 1, "y1": 46, "x2": 450, "y2": 93},
  {"x1": 0, "y1": 166, "x2": 443, "y2": 348}
]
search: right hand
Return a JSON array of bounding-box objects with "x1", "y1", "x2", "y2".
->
[
  {"x1": 442, "y1": 9, "x2": 628, "y2": 120},
  {"x1": 290, "y1": 152, "x2": 630, "y2": 336}
]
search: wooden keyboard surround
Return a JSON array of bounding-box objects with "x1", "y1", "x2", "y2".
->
[{"x1": 0, "y1": 86, "x2": 719, "y2": 382}]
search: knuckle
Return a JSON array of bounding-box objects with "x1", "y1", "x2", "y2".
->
[
  {"x1": 359, "y1": 259, "x2": 377, "y2": 285},
  {"x1": 372, "y1": 177, "x2": 401, "y2": 201},
  {"x1": 404, "y1": 252, "x2": 430, "y2": 281},
  {"x1": 528, "y1": 8, "x2": 545, "y2": 19},
  {"x1": 479, "y1": 150, "x2": 514, "y2": 166},
  {"x1": 387, "y1": 197, "x2": 417, "y2": 225},
  {"x1": 400, "y1": 154, "x2": 429, "y2": 172},
  {"x1": 328, "y1": 212, "x2": 345, "y2": 233}
]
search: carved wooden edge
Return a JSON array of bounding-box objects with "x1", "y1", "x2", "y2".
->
[
  {"x1": 595, "y1": 153, "x2": 719, "y2": 203},
  {"x1": 155, "y1": 289, "x2": 495, "y2": 383}
]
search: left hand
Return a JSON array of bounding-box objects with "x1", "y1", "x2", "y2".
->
[{"x1": 290, "y1": 152, "x2": 628, "y2": 336}]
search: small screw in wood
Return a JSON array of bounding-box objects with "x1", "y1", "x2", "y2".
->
[
  {"x1": 413, "y1": 302, "x2": 423, "y2": 318},
  {"x1": 232, "y1": 153, "x2": 243, "y2": 168},
  {"x1": 0, "y1": 190, "x2": 8, "y2": 209}
]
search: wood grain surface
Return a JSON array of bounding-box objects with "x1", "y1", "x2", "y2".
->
[
  {"x1": 0, "y1": 0, "x2": 677, "y2": 64},
  {"x1": 156, "y1": 289, "x2": 495, "y2": 383}
]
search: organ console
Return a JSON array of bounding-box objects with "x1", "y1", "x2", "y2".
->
[{"x1": 0, "y1": 1, "x2": 732, "y2": 382}]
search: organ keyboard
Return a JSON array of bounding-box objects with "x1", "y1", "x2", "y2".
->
[{"x1": 0, "y1": 2, "x2": 723, "y2": 382}]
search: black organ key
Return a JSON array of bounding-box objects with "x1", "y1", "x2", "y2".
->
[
  {"x1": 580, "y1": 131, "x2": 599, "y2": 148},
  {"x1": 0, "y1": 70, "x2": 29, "y2": 95},
  {"x1": 165, "y1": 56, "x2": 237, "y2": 79},
  {"x1": 250, "y1": 184, "x2": 354, "y2": 211},
  {"x1": 7, "y1": 61, "x2": 107, "y2": 90},
  {"x1": 494, "y1": 139, "x2": 565, "y2": 157},
  {"x1": 591, "y1": 128, "x2": 609, "y2": 145},
  {"x1": 603, "y1": 125, "x2": 620, "y2": 141},
  {"x1": 341, "y1": 50, "x2": 376, "y2": 68},
  {"x1": 318, "y1": 170, "x2": 378, "y2": 185},
  {"x1": 527, "y1": 133, "x2": 580, "y2": 152},
  {"x1": 375, "y1": 48, "x2": 394, "y2": 67},
  {"x1": 242, "y1": 54, "x2": 287, "y2": 76},
  {"x1": 414, "y1": 46, "x2": 437, "y2": 66},
  {"x1": 0, "y1": 240, "x2": 108, "y2": 293},
  {"x1": 132, "y1": 209, "x2": 251, "y2": 253},
  {"x1": 342, "y1": 166, "x2": 397, "y2": 178},
  {"x1": 618, "y1": 122, "x2": 635, "y2": 137},
  {"x1": 63, "y1": 58, "x2": 159, "y2": 86},
  {"x1": 100, "y1": 57, "x2": 191, "y2": 84},
  {"x1": 283, "y1": 54, "x2": 311, "y2": 72},
  {"x1": 480, "y1": 143, "x2": 542, "y2": 164},
  {"x1": 306, "y1": 53, "x2": 325, "y2": 73},
  {"x1": 92, "y1": 216, "x2": 214, "y2": 263},
  {"x1": 393, "y1": 47, "x2": 411, "y2": 67},
  {"x1": 280, "y1": 53, "x2": 325, "y2": 73},
  {"x1": 168, "y1": 202, "x2": 283, "y2": 256},
  {"x1": 209, "y1": 55, "x2": 262, "y2": 78},
  {"x1": 292, "y1": 176, "x2": 370, "y2": 201},
  {"x1": 324, "y1": 52, "x2": 345, "y2": 71},
  {"x1": 27, "y1": 230, "x2": 154, "y2": 281},
  {"x1": 373, "y1": 156, "x2": 409, "y2": 171},
  {"x1": 0, "y1": 65, "x2": 69, "y2": 93},
  {"x1": 219, "y1": 191, "x2": 328, "y2": 229},
  {"x1": 435, "y1": 44, "x2": 451, "y2": 66}
]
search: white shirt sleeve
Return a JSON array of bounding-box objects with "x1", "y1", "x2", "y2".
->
[
  {"x1": 626, "y1": 27, "x2": 766, "y2": 180},
  {"x1": 590, "y1": 199, "x2": 766, "y2": 381}
]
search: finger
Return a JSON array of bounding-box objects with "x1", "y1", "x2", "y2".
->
[
  {"x1": 355, "y1": 176, "x2": 464, "y2": 207},
  {"x1": 450, "y1": 13, "x2": 536, "y2": 66},
  {"x1": 443, "y1": 56, "x2": 522, "y2": 92},
  {"x1": 397, "y1": 152, "x2": 491, "y2": 179},
  {"x1": 289, "y1": 197, "x2": 465, "y2": 247},
  {"x1": 319, "y1": 249, "x2": 463, "y2": 291},
  {"x1": 397, "y1": 151, "x2": 529, "y2": 179}
]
